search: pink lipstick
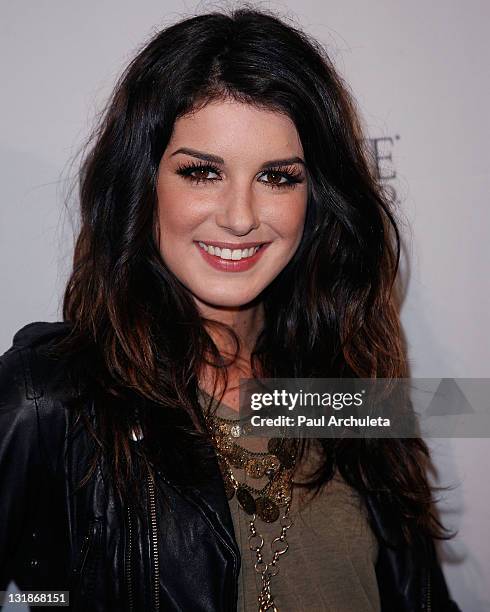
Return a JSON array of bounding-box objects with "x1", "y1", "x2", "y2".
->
[{"x1": 194, "y1": 241, "x2": 270, "y2": 272}]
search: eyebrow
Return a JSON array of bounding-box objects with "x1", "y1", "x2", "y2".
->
[{"x1": 170, "y1": 147, "x2": 306, "y2": 169}]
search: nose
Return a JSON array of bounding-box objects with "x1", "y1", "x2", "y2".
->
[{"x1": 215, "y1": 183, "x2": 260, "y2": 235}]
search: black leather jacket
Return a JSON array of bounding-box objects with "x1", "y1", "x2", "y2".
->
[{"x1": 0, "y1": 322, "x2": 461, "y2": 612}]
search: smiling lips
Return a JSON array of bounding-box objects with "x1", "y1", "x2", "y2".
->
[{"x1": 195, "y1": 240, "x2": 270, "y2": 272}]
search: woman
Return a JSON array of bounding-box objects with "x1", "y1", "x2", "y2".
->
[{"x1": 0, "y1": 7, "x2": 460, "y2": 612}]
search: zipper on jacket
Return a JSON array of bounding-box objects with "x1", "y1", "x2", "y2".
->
[
  {"x1": 73, "y1": 519, "x2": 100, "y2": 610},
  {"x1": 422, "y1": 567, "x2": 432, "y2": 612},
  {"x1": 76, "y1": 520, "x2": 98, "y2": 576},
  {"x1": 426, "y1": 569, "x2": 432, "y2": 612},
  {"x1": 147, "y1": 474, "x2": 160, "y2": 612},
  {"x1": 126, "y1": 506, "x2": 134, "y2": 612}
]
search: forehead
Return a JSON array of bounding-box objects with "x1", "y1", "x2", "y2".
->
[{"x1": 166, "y1": 99, "x2": 304, "y2": 160}]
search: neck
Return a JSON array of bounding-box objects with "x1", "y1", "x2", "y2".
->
[{"x1": 194, "y1": 295, "x2": 264, "y2": 356}]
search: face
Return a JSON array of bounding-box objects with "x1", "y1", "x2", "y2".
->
[{"x1": 156, "y1": 99, "x2": 308, "y2": 310}]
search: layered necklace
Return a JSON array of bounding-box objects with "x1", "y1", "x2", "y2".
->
[{"x1": 202, "y1": 394, "x2": 299, "y2": 612}]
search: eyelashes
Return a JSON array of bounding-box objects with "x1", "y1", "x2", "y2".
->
[{"x1": 175, "y1": 160, "x2": 305, "y2": 190}]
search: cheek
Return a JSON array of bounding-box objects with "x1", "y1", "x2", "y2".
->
[
  {"x1": 267, "y1": 193, "x2": 308, "y2": 239},
  {"x1": 157, "y1": 186, "x2": 205, "y2": 241}
]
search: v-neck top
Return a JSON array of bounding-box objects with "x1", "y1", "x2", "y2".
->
[{"x1": 198, "y1": 389, "x2": 381, "y2": 612}]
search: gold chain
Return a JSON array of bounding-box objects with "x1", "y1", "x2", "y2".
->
[
  {"x1": 251, "y1": 504, "x2": 294, "y2": 612},
  {"x1": 203, "y1": 409, "x2": 297, "y2": 611}
]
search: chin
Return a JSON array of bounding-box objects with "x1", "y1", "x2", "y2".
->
[{"x1": 194, "y1": 288, "x2": 263, "y2": 309}]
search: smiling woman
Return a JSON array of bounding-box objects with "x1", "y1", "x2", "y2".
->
[
  {"x1": 156, "y1": 101, "x2": 308, "y2": 311},
  {"x1": 0, "y1": 5, "x2": 460, "y2": 612}
]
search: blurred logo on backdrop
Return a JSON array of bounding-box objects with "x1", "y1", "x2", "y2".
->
[{"x1": 366, "y1": 135, "x2": 400, "y2": 204}]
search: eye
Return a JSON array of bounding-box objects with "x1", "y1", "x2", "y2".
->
[
  {"x1": 190, "y1": 168, "x2": 219, "y2": 181},
  {"x1": 259, "y1": 170, "x2": 290, "y2": 188},
  {"x1": 259, "y1": 165, "x2": 305, "y2": 190},
  {"x1": 176, "y1": 161, "x2": 221, "y2": 184}
]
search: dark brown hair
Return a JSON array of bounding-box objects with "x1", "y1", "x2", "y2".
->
[{"x1": 55, "y1": 6, "x2": 450, "y2": 545}]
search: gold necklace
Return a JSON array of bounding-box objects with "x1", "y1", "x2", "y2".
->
[{"x1": 204, "y1": 410, "x2": 298, "y2": 611}]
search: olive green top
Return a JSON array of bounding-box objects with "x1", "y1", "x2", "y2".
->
[{"x1": 199, "y1": 390, "x2": 381, "y2": 612}]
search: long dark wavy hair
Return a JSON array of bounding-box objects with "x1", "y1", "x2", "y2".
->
[{"x1": 54, "y1": 6, "x2": 450, "y2": 545}]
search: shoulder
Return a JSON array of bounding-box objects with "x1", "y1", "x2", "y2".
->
[
  {"x1": 0, "y1": 324, "x2": 80, "y2": 537},
  {"x1": 8, "y1": 320, "x2": 73, "y2": 350},
  {"x1": 0, "y1": 320, "x2": 76, "y2": 410},
  {"x1": 0, "y1": 321, "x2": 87, "y2": 476}
]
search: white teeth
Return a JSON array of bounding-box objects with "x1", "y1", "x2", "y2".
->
[
  {"x1": 221, "y1": 248, "x2": 232, "y2": 260},
  {"x1": 197, "y1": 242, "x2": 262, "y2": 261}
]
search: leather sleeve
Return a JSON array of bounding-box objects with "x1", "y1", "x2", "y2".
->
[
  {"x1": 0, "y1": 345, "x2": 43, "y2": 590},
  {"x1": 366, "y1": 491, "x2": 462, "y2": 611},
  {"x1": 428, "y1": 538, "x2": 462, "y2": 612}
]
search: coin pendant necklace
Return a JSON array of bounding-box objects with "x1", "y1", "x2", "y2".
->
[{"x1": 204, "y1": 410, "x2": 298, "y2": 611}]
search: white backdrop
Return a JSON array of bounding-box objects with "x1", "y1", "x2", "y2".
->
[{"x1": 1, "y1": 2, "x2": 489, "y2": 610}]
